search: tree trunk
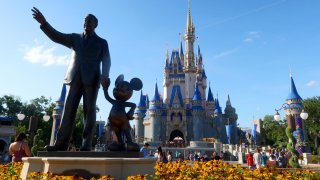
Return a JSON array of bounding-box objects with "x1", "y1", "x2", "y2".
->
[{"x1": 315, "y1": 135, "x2": 318, "y2": 148}]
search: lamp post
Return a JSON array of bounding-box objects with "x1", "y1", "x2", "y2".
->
[
  {"x1": 17, "y1": 111, "x2": 51, "y2": 122},
  {"x1": 274, "y1": 103, "x2": 308, "y2": 168},
  {"x1": 16, "y1": 112, "x2": 51, "y2": 146},
  {"x1": 274, "y1": 104, "x2": 308, "y2": 123}
]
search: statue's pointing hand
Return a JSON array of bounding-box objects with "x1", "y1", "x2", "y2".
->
[{"x1": 31, "y1": 7, "x2": 46, "y2": 25}]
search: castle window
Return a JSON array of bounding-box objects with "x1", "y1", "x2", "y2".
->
[
  {"x1": 171, "y1": 113, "x2": 175, "y2": 121},
  {"x1": 173, "y1": 103, "x2": 179, "y2": 109},
  {"x1": 178, "y1": 112, "x2": 182, "y2": 121}
]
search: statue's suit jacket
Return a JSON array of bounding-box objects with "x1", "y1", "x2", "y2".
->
[{"x1": 40, "y1": 22, "x2": 110, "y2": 86}]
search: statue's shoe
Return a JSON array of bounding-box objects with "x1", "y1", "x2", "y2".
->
[
  {"x1": 44, "y1": 145, "x2": 67, "y2": 151},
  {"x1": 126, "y1": 142, "x2": 140, "y2": 152}
]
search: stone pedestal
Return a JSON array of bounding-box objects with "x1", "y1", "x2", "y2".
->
[
  {"x1": 21, "y1": 157, "x2": 156, "y2": 180},
  {"x1": 37, "y1": 151, "x2": 143, "y2": 158}
]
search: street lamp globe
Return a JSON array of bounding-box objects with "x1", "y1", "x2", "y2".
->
[
  {"x1": 17, "y1": 113, "x2": 25, "y2": 121},
  {"x1": 274, "y1": 111, "x2": 281, "y2": 121},
  {"x1": 300, "y1": 109, "x2": 308, "y2": 120},
  {"x1": 43, "y1": 114, "x2": 50, "y2": 122}
]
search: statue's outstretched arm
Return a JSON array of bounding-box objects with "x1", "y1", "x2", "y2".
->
[{"x1": 32, "y1": 7, "x2": 73, "y2": 48}]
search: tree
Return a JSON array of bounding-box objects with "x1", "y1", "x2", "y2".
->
[
  {"x1": 71, "y1": 104, "x2": 100, "y2": 148},
  {"x1": 0, "y1": 95, "x2": 55, "y2": 147},
  {"x1": 263, "y1": 115, "x2": 287, "y2": 147},
  {"x1": 303, "y1": 97, "x2": 320, "y2": 154},
  {"x1": 31, "y1": 129, "x2": 45, "y2": 156},
  {"x1": 0, "y1": 94, "x2": 100, "y2": 150},
  {"x1": 0, "y1": 95, "x2": 24, "y2": 117}
]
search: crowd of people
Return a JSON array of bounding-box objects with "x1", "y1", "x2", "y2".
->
[
  {"x1": 139, "y1": 143, "x2": 226, "y2": 163},
  {"x1": 246, "y1": 147, "x2": 290, "y2": 169},
  {"x1": 140, "y1": 142, "x2": 294, "y2": 170}
]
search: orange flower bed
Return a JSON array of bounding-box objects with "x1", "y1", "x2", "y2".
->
[
  {"x1": 130, "y1": 160, "x2": 320, "y2": 180},
  {"x1": 0, "y1": 162, "x2": 114, "y2": 180},
  {"x1": 1, "y1": 160, "x2": 320, "y2": 179}
]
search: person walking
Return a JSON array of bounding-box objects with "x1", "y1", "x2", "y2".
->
[
  {"x1": 261, "y1": 151, "x2": 268, "y2": 167},
  {"x1": 157, "y1": 146, "x2": 168, "y2": 163},
  {"x1": 277, "y1": 151, "x2": 286, "y2": 168},
  {"x1": 253, "y1": 148, "x2": 262, "y2": 169},
  {"x1": 246, "y1": 152, "x2": 255, "y2": 169},
  {"x1": 167, "y1": 151, "x2": 173, "y2": 162},
  {"x1": 9, "y1": 133, "x2": 32, "y2": 162}
]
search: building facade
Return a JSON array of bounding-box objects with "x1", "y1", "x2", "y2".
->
[{"x1": 134, "y1": 4, "x2": 238, "y2": 146}]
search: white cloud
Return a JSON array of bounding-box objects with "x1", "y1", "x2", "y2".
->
[
  {"x1": 213, "y1": 48, "x2": 238, "y2": 59},
  {"x1": 23, "y1": 44, "x2": 70, "y2": 66},
  {"x1": 306, "y1": 80, "x2": 319, "y2": 87},
  {"x1": 244, "y1": 31, "x2": 260, "y2": 43}
]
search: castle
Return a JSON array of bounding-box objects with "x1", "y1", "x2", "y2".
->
[{"x1": 133, "y1": 3, "x2": 239, "y2": 146}]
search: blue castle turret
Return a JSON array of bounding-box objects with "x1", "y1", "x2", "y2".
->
[
  {"x1": 284, "y1": 75, "x2": 304, "y2": 130},
  {"x1": 213, "y1": 96, "x2": 228, "y2": 143},
  {"x1": 148, "y1": 82, "x2": 162, "y2": 144},
  {"x1": 50, "y1": 84, "x2": 66, "y2": 145},
  {"x1": 224, "y1": 94, "x2": 238, "y2": 144},
  {"x1": 192, "y1": 82, "x2": 204, "y2": 141},
  {"x1": 283, "y1": 74, "x2": 308, "y2": 154},
  {"x1": 134, "y1": 91, "x2": 147, "y2": 140}
]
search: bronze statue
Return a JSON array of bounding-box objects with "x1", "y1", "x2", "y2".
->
[
  {"x1": 101, "y1": 75, "x2": 142, "y2": 151},
  {"x1": 32, "y1": 7, "x2": 111, "y2": 151}
]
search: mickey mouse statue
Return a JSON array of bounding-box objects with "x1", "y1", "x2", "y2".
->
[{"x1": 101, "y1": 74, "x2": 142, "y2": 151}]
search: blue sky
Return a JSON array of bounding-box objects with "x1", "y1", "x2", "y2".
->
[{"x1": 1, "y1": 0, "x2": 320, "y2": 128}]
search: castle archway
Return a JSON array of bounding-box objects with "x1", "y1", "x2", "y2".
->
[
  {"x1": 169, "y1": 129, "x2": 184, "y2": 141},
  {"x1": 168, "y1": 129, "x2": 184, "y2": 147}
]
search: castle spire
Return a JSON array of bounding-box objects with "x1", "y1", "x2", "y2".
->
[
  {"x1": 287, "y1": 74, "x2": 302, "y2": 100},
  {"x1": 187, "y1": 0, "x2": 192, "y2": 31},
  {"x1": 214, "y1": 96, "x2": 222, "y2": 114},
  {"x1": 56, "y1": 83, "x2": 66, "y2": 102},
  {"x1": 183, "y1": 0, "x2": 196, "y2": 104},
  {"x1": 226, "y1": 93, "x2": 231, "y2": 106},
  {"x1": 207, "y1": 85, "x2": 214, "y2": 102},
  {"x1": 138, "y1": 90, "x2": 146, "y2": 107},
  {"x1": 192, "y1": 81, "x2": 202, "y2": 101},
  {"x1": 183, "y1": 0, "x2": 195, "y2": 71},
  {"x1": 151, "y1": 81, "x2": 161, "y2": 101},
  {"x1": 196, "y1": 45, "x2": 203, "y2": 72},
  {"x1": 180, "y1": 39, "x2": 184, "y2": 56},
  {"x1": 165, "y1": 49, "x2": 169, "y2": 68}
]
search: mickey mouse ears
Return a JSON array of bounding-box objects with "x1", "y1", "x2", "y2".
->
[
  {"x1": 115, "y1": 74, "x2": 124, "y2": 85},
  {"x1": 130, "y1": 78, "x2": 143, "y2": 91},
  {"x1": 115, "y1": 74, "x2": 143, "y2": 91}
]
